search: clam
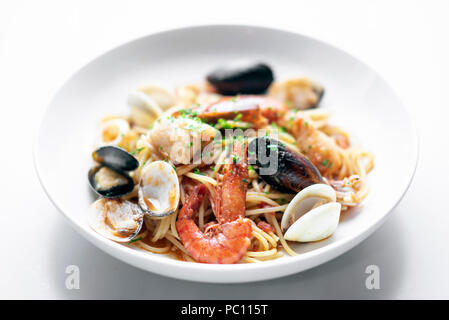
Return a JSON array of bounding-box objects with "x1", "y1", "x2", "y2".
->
[
  {"x1": 138, "y1": 85, "x2": 175, "y2": 111},
  {"x1": 206, "y1": 61, "x2": 274, "y2": 95},
  {"x1": 281, "y1": 184, "x2": 340, "y2": 242},
  {"x1": 88, "y1": 198, "x2": 143, "y2": 242},
  {"x1": 248, "y1": 137, "x2": 324, "y2": 193},
  {"x1": 281, "y1": 183, "x2": 336, "y2": 230},
  {"x1": 128, "y1": 91, "x2": 163, "y2": 128},
  {"x1": 128, "y1": 85, "x2": 175, "y2": 127},
  {"x1": 99, "y1": 118, "x2": 130, "y2": 146},
  {"x1": 269, "y1": 78, "x2": 324, "y2": 110},
  {"x1": 88, "y1": 146, "x2": 139, "y2": 198},
  {"x1": 138, "y1": 160, "x2": 180, "y2": 217},
  {"x1": 284, "y1": 202, "x2": 341, "y2": 242}
]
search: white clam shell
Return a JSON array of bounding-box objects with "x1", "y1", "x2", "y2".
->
[
  {"x1": 284, "y1": 202, "x2": 341, "y2": 242},
  {"x1": 281, "y1": 183, "x2": 336, "y2": 231},
  {"x1": 128, "y1": 91, "x2": 163, "y2": 128},
  {"x1": 138, "y1": 85, "x2": 175, "y2": 111},
  {"x1": 138, "y1": 160, "x2": 180, "y2": 217},
  {"x1": 88, "y1": 198, "x2": 143, "y2": 242},
  {"x1": 99, "y1": 118, "x2": 130, "y2": 146}
]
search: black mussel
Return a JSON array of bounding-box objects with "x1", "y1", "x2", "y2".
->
[
  {"x1": 88, "y1": 165, "x2": 135, "y2": 198},
  {"x1": 206, "y1": 61, "x2": 274, "y2": 95},
  {"x1": 313, "y1": 84, "x2": 324, "y2": 104},
  {"x1": 92, "y1": 146, "x2": 139, "y2": 172},
  {"x1": 248, "y1": 137, "x2": 324, "y2": 193}
]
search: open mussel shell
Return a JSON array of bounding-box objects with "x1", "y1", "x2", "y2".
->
[
  {"x1": 92, "y1": 146, "x2": 139, "y2": 172},
  {"x1": 88, "y1": 165, "x2": 135, "y2": 199},
  {"x1": 138, "y1": 161, "x2": 180, "y2": 217},
  {"x1": 88, "y1": 198, "x2": 144, "y2": 242},
  {"x1": 248, "y1": 137, "x2": 324, "y2": 193},
  {"x1": 206, "y1": 61, "x2": 274, "y2": 95}
]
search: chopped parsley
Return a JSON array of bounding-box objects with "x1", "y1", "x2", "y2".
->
[
  {"x1": 216, "y1": 118, "x2": 233, "y2": 129},
  {"x1": 129, "y1": 237, "x2": 142, "y2": 244},
  {"x1": 321, "y1": 159, "x2": 333, "y2": 168},
  {"x1": 130, "y1": 147, "x2": 145, "y2": 155},
  {"x1": 194, "y1": 168, "x2": 204, "y2": 176},
  {"x1": 179, "y1": 109, "x2": 199, "y2": 118}
]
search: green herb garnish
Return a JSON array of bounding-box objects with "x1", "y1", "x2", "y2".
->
[
  {"x1": 194, "y1": 168, "x2": 204, "y2": 175},
  {"x1": 129, "y1": 237, "x2": 142, "y2": 244},
  {"x1": 130, "y1": 147, "x2": 145, "y2": 155}
]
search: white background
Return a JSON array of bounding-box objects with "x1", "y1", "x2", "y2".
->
[{"x1": 1, "y1": 0, "x2": 448, "y2": 299}]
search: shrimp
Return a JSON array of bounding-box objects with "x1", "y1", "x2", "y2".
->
[
  {"x1": 199, "y1": 96, "x2": 269, "y2": 128},
  {"x1": 280, "y1": 112, "x2": 343, "y2": 178},
  {"x1": 176, "y1": 140, "x2": 252, "y2": 264}
]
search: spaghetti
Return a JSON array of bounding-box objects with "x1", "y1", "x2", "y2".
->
[{"x1": 90, "y1": 76, "x2": 374, "y2": 264}]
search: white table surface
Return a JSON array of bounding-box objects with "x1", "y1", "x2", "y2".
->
[{"x1": 1, "y1": 0, "x2": 448, "y2": 299}]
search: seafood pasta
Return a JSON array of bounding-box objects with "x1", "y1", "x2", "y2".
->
[{"x1": 87, "y1": 62, "x2": 374, "y2": 264}]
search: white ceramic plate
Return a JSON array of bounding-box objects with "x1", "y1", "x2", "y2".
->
[{"x1": 34, "y1": 25, "x2": 417, "y2": 283}]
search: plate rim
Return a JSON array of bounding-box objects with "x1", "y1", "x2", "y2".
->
[{"x1": 33, "y1": 24, "x2": 419, "y2": 283}]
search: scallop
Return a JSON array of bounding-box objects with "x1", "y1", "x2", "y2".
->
[
  {"x1": 281, "y1": 184, "x2": 341, "y2": 242},
  {"x1": 88, "y1": 198, "x2": 144, "y2": 242},
  {"x1": 138, "y1": 160, "x2": 180, "y2": 217},
  {"x1": 148, "y1": 116, "x2": 218, "y2": 164}
]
